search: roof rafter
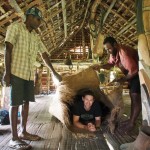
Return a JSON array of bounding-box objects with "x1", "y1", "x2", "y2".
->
[
  {"x1": 61, "y1": 0, "x2": 67, "y2": 38},
  {"x1": 102, "y1": 0, "x2": 117, "y2": 25}
]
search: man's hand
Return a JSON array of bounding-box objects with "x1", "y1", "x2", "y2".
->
[
  {"x1": 53, "y1": 72, "x2": 62, "y2": 82},
  {"x1": 114, "y1": 77, "x2": 126, "y2": 83},
  {"x1": 90, "y1": 64, "x2": 100, "y2": 71},
  {"x1": 41, "y1": 52, "x2": 62, "y2": 82},
  {"x1": 2, "y1": 72, "x2": 11, "y2": 86}
]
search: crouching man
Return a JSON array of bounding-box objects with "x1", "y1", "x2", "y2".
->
[{"x1": 72, "y1": 90, "x2": 101, "y2": 132}]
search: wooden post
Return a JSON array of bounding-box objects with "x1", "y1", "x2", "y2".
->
[
  {"x1": 34, "y1": 65, "x2": 43, "y2": 95},
  {"x1": 137, "y1": 0, "x2": 150, "y2": 125},
  {"x1": 47, "y1": 68, "x2": 50, "y2": 94},
  {"x1": 93, "y1": 33, "x2": 104, "y2": 57},
  {"x1": 138, "y1": 0, "x2": 150, "y2": 66},
  {"x1": 82, "y1": 29, "x2": 86, "y2": 59},
  {"x1": 89, "y1": 0, "x2": 102, "y2": 63}
]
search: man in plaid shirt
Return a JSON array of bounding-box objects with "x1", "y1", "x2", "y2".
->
[{"x1": 3, "y1": 7, "x2": 61, "y2": 149}]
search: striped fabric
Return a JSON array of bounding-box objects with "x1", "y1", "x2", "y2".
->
[{"x1": 5, "y1": 22, "x2": 47, "y2": 81}]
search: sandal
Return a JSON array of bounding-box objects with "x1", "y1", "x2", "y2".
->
[
  {"x1": 19, "y1": 133, "x2": 41, "y2": 141},
  {"x1": 9, "y1": 139, "x2": 32, "y2": 150}
]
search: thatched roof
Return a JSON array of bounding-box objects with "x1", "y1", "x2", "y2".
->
[{"x1": 0, "y1": 0, "x2": 137, "y2": 63}]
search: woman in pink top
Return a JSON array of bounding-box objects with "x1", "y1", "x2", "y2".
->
[{"x1": 93, "y1": 37, "x2": 141, "y2": 134}]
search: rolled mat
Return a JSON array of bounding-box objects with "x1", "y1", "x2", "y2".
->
[{"x1": 49, "y1": 67, "x2": 124, "y2": 136}]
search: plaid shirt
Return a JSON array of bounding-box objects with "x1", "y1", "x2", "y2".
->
[{"x1": 5, "y1": 22, "x2": 47, "y2": 81}]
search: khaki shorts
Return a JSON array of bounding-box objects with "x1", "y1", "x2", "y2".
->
[{"x1": 10, "y1": 75, "x2": 35, "y2": 106}]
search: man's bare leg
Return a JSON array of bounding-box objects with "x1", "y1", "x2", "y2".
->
[
  {"x1": 20, "y1": 101, "x2": 29, "y2": 135},
  {"x1": 9, "y1": 106, "x2": 19, "y2": 140},
  {"x1": 119, "y1": 93, "x2": 141, "y2": 133},
  {"x1": 19, "y1": 101, "x2": 41, "y2": 141},
  {"x1": 9, "y1": 105, "x2": 32, "y2": 149}
]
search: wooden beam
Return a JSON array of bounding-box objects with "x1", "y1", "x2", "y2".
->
[
  {"x1": 102, "y1": 0, "x2": 117, "y2": 25},
  {"x1": 24, "y1": 0, "x2": 43, "y2": 10},
  {"x1": 57, "y1": 13, "x2": 61, "y2": 31},
  {"x1": 61, "y1": 0, "x2": 67, "y2": 38},
  {"x1": 0, "y1": 27, "x2": 6, "y2": 35},
  {"x1": 0, "y1": 2, "x2": 5, "y2": 13},
  {"x1": 82, "y1": 29, "x2": 86, "y2": 58},
  {"x1": 41, "y1": 7, "x2": 86, "y2": 46},
  {"x1": 100, "y1": 2, "x2": 128, "y2": 23},
  {"x1": 0, "y1": 13, "x2": 17, "y2": 27},
  {"x1": 118, "y1": 1, "x2": 135, "y2": 15},
  {"x1": 71, "y1": 0, "x2": 75, "y2": 30},
  {"x1": 47, "y1": 1, "x2": 61, "y2": 12},
  {"x1": 102, "y1": 24, "x2": 136, "y2": 46},
  {"x1": 90, "y1": 0, "x2": 101, "y2": 20},
  {"x1": 0, "y1": 11, "x2": 12, "y2": 20},
  {"x1": 44, "y1": 0, "x2": 79, "y2": 22},
  {"x1": 117, "y1": 18, "x2": 136, "y2": 36},
  {"x1": 51, "y1": 0, "x2": 91, "y2": 56}
]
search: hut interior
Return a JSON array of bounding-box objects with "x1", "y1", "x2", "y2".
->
[{"x1": 0, "y1": 0, "x2": 150, "y2": 150}]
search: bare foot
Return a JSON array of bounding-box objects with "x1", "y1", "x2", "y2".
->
[
  {"x1": 19, "y1": 132, "x2": 41, "y2": 141},
  {"x1": 118, "y1": 122, "x2": 135, "y2": 134},
  {"x1": 119, "y1": 119, "x2": 131, "y2": 126}
]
